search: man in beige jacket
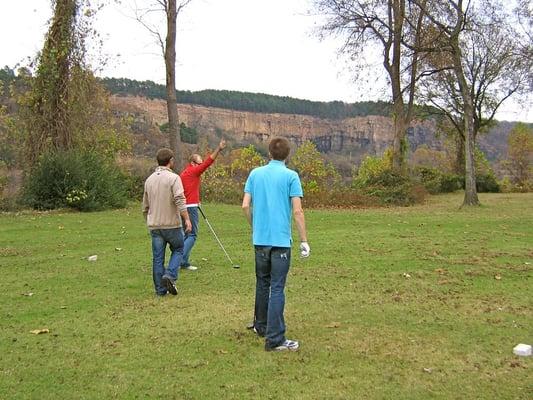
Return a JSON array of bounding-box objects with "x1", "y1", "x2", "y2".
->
[{"x1": 143, "y1": 148, "x2": 192, "y2": 296}]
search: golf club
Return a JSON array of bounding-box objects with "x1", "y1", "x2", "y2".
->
[{"x1": 198, "y1": 206, "x2": 240, "y2": 269}]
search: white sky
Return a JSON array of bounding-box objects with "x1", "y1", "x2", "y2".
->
[{"x1": 0, "y1": 0, "x2": 531, "y2": 122}]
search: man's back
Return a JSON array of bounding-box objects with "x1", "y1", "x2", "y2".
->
[
  {"x1": 143, "y1": 167, "x2": 185, "y2": 229},
  {"x1": 244, "y1": 160, "x2": 303, "y2": 247}
]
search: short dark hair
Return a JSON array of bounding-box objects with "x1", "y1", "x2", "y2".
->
[
  {"x1": 156, "y1": 148, "x2": 174, "y2": 166},
  {"x1": 269, "y1": 137, "x2": 291, "y2": 161}
]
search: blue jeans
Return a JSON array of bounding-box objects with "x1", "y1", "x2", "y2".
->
[
  {"x1": 181, "y1": 206, "x2": 199, "y2": 267},
  {"x1": 150, "y1": 228, "x2": 184, "y2": 295},
  {"x1": 253, "y1": 246, "x2": 291, "y2": 348}
]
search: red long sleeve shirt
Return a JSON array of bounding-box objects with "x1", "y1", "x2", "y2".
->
[{"x1": 179, "y1": 156, "x2": 214, "y2": 206}]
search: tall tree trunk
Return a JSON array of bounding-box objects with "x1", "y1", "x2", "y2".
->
[
  {"x1": 454, "y1": 134, "x2": 465, "y2": 175},
  {"x1": 462, "y1": 117, "x2": 479, "y2": 205},
  {"x1": 390, "y1": 0, "x2": 407, "y2": 173},
  {"x1": 165, "y1": 0, "x2": 182, "y2": 168},
  {"x1": 391, "y1": 102, "x2": 407, "y2": 172},
  {"x1": 451, "y1": 38, "x2": 479, "y2": 206}
]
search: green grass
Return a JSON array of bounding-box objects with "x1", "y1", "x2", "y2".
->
[{"x1": 1, "y1": 193, "x2": 532, "y2": 399}]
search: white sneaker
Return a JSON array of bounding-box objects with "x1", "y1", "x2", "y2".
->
[
  {"x1": 266, "y1": 339, "x2": 299, "y2": 352},
  {"x1": 181, "y1": 265, "x2": 198, "y2": 271}
]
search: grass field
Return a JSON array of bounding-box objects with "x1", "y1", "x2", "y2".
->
[{"x1": 1, "y1": 193, "x2": 532, "y2": 399}]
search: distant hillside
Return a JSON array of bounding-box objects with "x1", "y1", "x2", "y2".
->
[
  {"x1": 101, "y1": 77, "x2": 394, "y2": 119},
  {"x1": 1, "y1": 67, "x2": 527, "y2": 175},
  {"x1": 110, "y1": 95, "x2": 440, "y2": 173}
]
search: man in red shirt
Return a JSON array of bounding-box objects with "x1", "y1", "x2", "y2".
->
[{"x1": 179, "y1": 139, "x2": 226, "y2": 270}]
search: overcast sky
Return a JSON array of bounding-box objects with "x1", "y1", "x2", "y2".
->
[{"x1": 1, "y1": 0, "x2": 531, "y2": 122}]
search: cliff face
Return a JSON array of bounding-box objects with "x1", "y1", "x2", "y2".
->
[
  {"x1": 177, "y1": 103, "x2": 440, "y2": 156},
  {"x1": 111, "y1": 95, "x2": 441, "y2": 160}
]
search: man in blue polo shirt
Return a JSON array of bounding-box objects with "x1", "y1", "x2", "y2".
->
[{"x1": 242, "y1": 137, "x2": 310, "y2": 352}]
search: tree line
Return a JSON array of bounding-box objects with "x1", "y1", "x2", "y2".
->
[
  {"x1": 101, "y1": 77, "x2": 395, "y2": 119},
  {"x1": 3, "y1": 69, "x2": 430, "y2": 120}
]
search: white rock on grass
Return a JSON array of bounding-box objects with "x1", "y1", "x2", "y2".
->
[{"x1": 513, "y1": 343, "x2": 532, "y2": 357}]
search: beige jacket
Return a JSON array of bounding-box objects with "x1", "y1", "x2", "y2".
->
[{"x1": 142, "y1": 166, "x2": 187, "y2": 229}]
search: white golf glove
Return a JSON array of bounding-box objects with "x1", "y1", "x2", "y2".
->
[{"x1": 299, "y1": 242, "x2": 310, "y2": 258}]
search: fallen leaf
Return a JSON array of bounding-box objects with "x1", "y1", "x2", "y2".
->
[
  {"x1": 22, "y1": 292, "x2": 34, "y2": 297},
  {"x1": 30, "y1": 329, "x2": 49, "y2": 335},
  {"x1": 423, "y1": 368, "x2": 433, "y2": 373},
  {"x1": 88, "y1": 255, "x2": 98, "y2": 262},
  {"x1": 326, "y1": 322, "x2": 341, "y2": 328},
  {"x1": 402, "y1": 273, "x2": 411, "y2": 278},
  {"x1": 494, "y1": 274, "x2": 502, "y2": 280},
  {"x1": 115, "y1": 247, "x2": 122, "y2": 251},
  {"x1": 58, "y1": 226, "x2": 64, "y2": 230}
]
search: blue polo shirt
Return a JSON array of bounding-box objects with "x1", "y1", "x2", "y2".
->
[{"x1": 244, "y1": 160, "x2": 303, "y2": 247}]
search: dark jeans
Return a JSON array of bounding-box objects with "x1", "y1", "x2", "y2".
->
[
  {"x1": 150, "y1": 228, "x2": 184, "y2": 295},
  {"x1": 254, "y1": 246, "x2": 291, "y2": 348},
  {"x1": 181, "y1": 206, "x2": 199, "y2": 267}
]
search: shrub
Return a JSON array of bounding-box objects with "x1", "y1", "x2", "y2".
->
[
  {"x1": 229, "y1": 145, "x2": 264, "y2": 181},
  {"x1": 475, "y1": 173, "x2": 500, "y2": 193},
  {"x1": 353, "y1": 150, "x2": 425, "y2": 206},
  {"x1": 353, "y1": 150, "x2": 392, "y2": 187},
  {"x1": 410, "y1": 145, "x2": 450, "y2": 171},
  {"x1": 199, "y1": 145, "x2": 265, "y2": 205},
  {"x1": 0, "y1": 160, "x2": 7, "y2": 196},
  {"x1": 159, "y1": 122, "x2": 199, "y2": 144},
  {"x1": 23, "y1": 151, "x2": 129, "y2": 211},
  {"x1": 179, "y1": 122, "x2": 198, "y2": 144},
  {"x1": 202, "y1": 164, "x2": 244, "y2": 204},
  {"x1": 290, "y1": 141, "x2": 342, "y2": 197},
  {"x1": 413, "y1": 166, "x2": 462, "y2": 194},
  {"x1": 474, "y1": 148, "x2": 500, "y2": 193},
  {"x1": 116, "y1": 156, "x2": 155, "y2": 200},
  {"x1": 356, "y1": 169, "x2": 425, "y2": 206}
]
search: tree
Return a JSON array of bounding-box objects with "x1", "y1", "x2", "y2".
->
[
  {"x1": 19, "y1": 0, "x2": 127, "y2": 167},
  {"x1": 134, "y1": 0, "x2": 193, "y2": 169},
  {"x1": 25, "y1": 0, "x2": 79, "y2": 165},
  {"x1": 416, "y1": 0, "x2": 532, "y2": 206},
  {"x1": 436, "y1": 0, "x2": 479, "y2": 205},
  {"x1": 314, "y1": 0, "x2": 429, "y2": 172}
]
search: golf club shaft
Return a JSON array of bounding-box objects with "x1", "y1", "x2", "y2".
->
[{"x1": 198, "y1": 206, "x2": 235, "y2": 265}]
